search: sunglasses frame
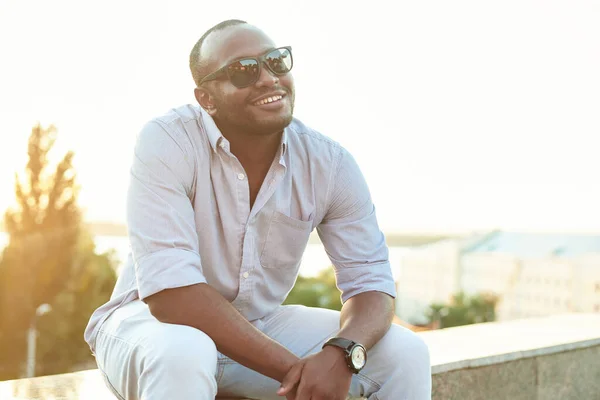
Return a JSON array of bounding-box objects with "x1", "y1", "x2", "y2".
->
[{"x1": 198, "y1": 46, "x2": 293, "y2": 88}]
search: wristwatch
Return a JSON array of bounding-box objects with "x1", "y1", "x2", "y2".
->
[{"x1": 322, "y1": 337, "x2": 367, "y2": 374}]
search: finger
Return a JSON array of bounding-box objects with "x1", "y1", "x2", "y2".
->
[
  {"x1": 278, "y1": 363, "x2": 303, "y2": 396},
  {"x1": 294, "y1": 375, "x2": 311, "y2": 400},
  {"x1": 285, "y1": 387, "x2": 297, "y2": 400},
  {"x1": 278, "y1": 364, "x2": 302, "y2": 395}
]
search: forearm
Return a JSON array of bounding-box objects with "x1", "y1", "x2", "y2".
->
[
  {"x1": 337, "y1": 291, "x2": 395, "y2": 349},
  {"x1": 145, "y1": 283, "x2": 299, "y2": 382}
]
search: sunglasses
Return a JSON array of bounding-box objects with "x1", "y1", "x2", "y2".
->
[{"x1": 199, "y1": 46, "x2": 293, "y2": 89}]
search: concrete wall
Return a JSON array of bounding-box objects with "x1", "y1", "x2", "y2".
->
[
  {"x1": 423, "y1": 313, "x2": 600, "y2": 400},
  {"x1": 432, "y1": 344, "x2": 600, "y2": 399}
]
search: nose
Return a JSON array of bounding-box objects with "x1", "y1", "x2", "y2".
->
[{"x1": 254, "y1": 62, "x2": 279, "y2": 88}]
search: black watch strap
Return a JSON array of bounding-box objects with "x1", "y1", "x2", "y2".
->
[
  {"x1": 322, "y1": 337, "x2": 355, "y2": 352},
  {"x1": 322, "y1": 337, "x2": 366, "y2": 374}
]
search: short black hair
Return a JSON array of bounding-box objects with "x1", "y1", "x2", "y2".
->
[{"x1": 189, "y1": 19, "x2": 248, "y2": 87}]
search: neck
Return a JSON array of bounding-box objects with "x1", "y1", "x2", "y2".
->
[{"x1": 218, "y1": 123, "x2": 283, "y2": 164}]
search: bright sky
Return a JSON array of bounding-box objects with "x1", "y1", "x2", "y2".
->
[{"x1": 1, "y1": 0, "x2": 599, "y2": 233}]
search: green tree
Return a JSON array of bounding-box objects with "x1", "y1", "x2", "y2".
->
[
  {"x1": 0, "y1": 124, "x2": 117, "y2": 379},
  {"x1": 426, "y1": 291, "x2": 498, "y2": 329},
  {"x1": 284, "y1": 268, "x2": 342, "y2": 311}
]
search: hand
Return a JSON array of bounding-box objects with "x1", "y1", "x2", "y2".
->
[{"x1": 277, "y1": 346, "x2": 352, "y2": 400}]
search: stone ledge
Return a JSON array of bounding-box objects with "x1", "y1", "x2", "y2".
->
[
  {"x1": 1, "y1": 314, "x2": 599, "y2": 399},
  {"x1": 419, "y1": 313, "x2": 600, "y2": 374},
  {"x1": 432, "y1": 343, "x2": 600, "y2": 399}
]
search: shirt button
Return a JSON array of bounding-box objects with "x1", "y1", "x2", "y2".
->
[
  {"x1": 243, "y1": 272, "x2": 249, "y2": 279},
  {"x1": 219, "y1": 142, "x2": 226, "y2": 148},
  {"x1": 237, "y1": 173, "x2": 246, "y2": 180}
]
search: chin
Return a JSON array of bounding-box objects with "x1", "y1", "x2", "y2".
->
[{"x1": 252, "y1": 113, "x2": 293, "y2": 134}]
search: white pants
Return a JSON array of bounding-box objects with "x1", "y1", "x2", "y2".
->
[{"x1": 94, "y1": 300, "x2": 431, "y2": 400}]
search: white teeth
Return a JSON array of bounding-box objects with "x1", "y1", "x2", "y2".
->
[{"x1": 254, "y1": 95, "x2": 283, "y2": 106}]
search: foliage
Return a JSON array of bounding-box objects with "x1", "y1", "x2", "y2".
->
[
  {"x1": 426, "y1": 291, "x2": 498, "y2": 329},
  {"x1": 0, "y1": 124, "x2": 117, "y2": 379},
  {"x1": 284, "y1": 268, "x2": 342, "y2": 311}
]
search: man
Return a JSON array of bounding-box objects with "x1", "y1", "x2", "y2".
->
[{"x1": 85, "y1": 19, "x2": 431, "y2": 400}]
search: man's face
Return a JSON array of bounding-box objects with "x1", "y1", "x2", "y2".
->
[{"x1": 199, "y1": 25, "x2": 295, "y2": 136}]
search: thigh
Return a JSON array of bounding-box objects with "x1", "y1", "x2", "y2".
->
[{"x1": 95, "y1": 300, "x2": 219, "y2": 400}]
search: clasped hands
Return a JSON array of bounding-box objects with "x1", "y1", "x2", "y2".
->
[{"x1": 277, "y1": 346, "x2": 353, "y2": 400}]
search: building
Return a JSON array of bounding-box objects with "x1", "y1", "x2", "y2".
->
[
  {"x1": 395, "y1": 236, "x2": 467, "y2": 324},
  {"x1": 395, "y1": 231, "x2": 600, "y2": 324}
]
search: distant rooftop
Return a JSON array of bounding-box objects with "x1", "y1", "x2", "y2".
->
[{"x1": 463, "y1": 231, "x2": 600, "y2": 258}]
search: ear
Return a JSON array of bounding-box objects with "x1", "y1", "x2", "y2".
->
[{"x1": 194, "y1": 87, "x2": 217, "y2": 116}]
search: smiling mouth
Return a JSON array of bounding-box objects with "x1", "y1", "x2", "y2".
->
[{"x1": 253, "y1": 95, "x2": 284, "y2": 106}]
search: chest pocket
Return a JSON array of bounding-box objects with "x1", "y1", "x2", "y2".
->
[{"x1": 260, "y1": 211, "x2": 313, "y2": 269}]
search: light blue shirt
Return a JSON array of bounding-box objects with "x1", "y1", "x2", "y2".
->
[{"x1": 85, "y1": 104, "x2": 396, "y2": 352}]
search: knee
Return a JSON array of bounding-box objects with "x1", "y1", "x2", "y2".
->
[
  {"x1": 379, "y1": 324, "x2": 431, "y2": 376},
  {"x1": 372, "y1": 324, "x2": 431, "y2": 399},
  {"x1": 144, "y1": 323, "x2": 218, "y2": 378}
]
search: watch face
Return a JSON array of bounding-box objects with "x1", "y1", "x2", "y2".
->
[{"x1": 351, "y1": 346, "x2": 366, "y2": 370}]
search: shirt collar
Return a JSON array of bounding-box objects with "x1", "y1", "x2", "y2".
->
[
  {"x1": 199, "y1": 106, "x2": 224, "y2": 153},
  {"x1": 280, "y1": 127, "x2": 288, "y2": 157},
  {"x1": 200, "y1": 105, "x2": 290, "y2": 157}
]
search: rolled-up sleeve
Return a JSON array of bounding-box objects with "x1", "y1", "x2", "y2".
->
[
  {"x1": 317, "y1": 148, "x2": 397, "y2": 303},
  {"x1": 127, "y1": 121, "x2": 206, "y2": 300}
]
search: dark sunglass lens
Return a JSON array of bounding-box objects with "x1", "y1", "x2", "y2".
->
[
  {"x1": 228, "y1": 59, "x2": 259, "y2": 87},
  {"x1": 266, "y1": 48, "x2": 293, "y2": 74}
]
